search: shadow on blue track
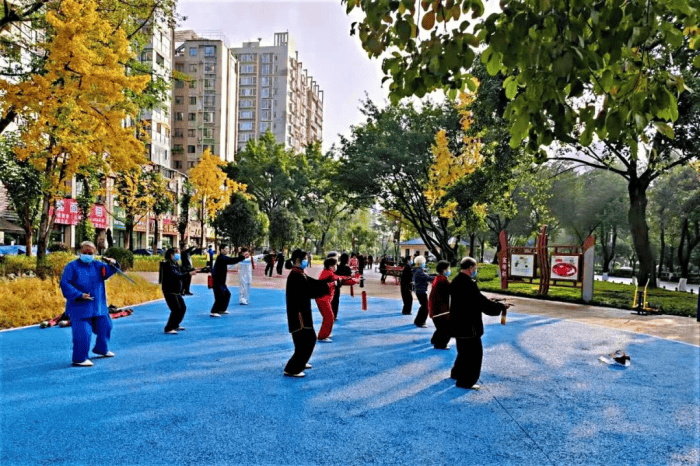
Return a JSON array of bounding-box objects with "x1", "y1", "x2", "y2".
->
[{"x1": 1, "y1": 285, "x2": 698, "y2": 465}]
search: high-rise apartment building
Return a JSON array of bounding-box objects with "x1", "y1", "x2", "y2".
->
[
  {"x1": 172, "y1": 30, "x2": 238, "y2": 172},
  {"x1": 232, "y1": 32, "x2": 323, "y2": 153}
]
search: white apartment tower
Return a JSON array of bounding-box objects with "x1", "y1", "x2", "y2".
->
[
  {"x1": 172, "y1": 31, "x2": 238, "y2": 171},
  {"x1": 139, "y1": 21, "x2": 173, "y2": 168},
  {"x1": 232, "y1": 32, "x2": 323, "y2": 152}
]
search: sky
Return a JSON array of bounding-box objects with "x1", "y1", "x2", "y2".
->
[{"x1": 177, "y1": 0, "x2": 389, "y2": 153}]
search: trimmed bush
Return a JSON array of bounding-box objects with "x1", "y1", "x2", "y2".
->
[
  {"x1": 48, "y1": 243, "x2": 71, "y2": 253},
  {"x1": 103, "y1": 247, "x2": 134, "y2": 271}
]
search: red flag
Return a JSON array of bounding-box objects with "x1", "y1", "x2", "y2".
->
[{"x1": 362, "y1": 291, "x2": 367, "y2": 311}]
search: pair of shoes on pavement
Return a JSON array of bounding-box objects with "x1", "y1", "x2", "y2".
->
[
  {"x1": 284, "y1": 370, "x2": 305, "y2": 377},
  {"x1": 165, "y1": 329, "x2": 178, "y2": 334},
  {"x1": 210, "y1": 311, "x2": 230, "y2": 318},
  {"x1": 93, "y1": 350, "x2": 114, "y2": 358}
]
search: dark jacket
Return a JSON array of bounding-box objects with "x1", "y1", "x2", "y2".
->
[
  {"x1": 400, "y1": 264, "x2": 414, "y2": 292},
  {"x1": 212, "y1": 253, "x2": 245, "y2": 286},
  {"x1": 181, "y1": 246, "x2": 196, "y2": 270},
  {"x1": 161, "y1": 260, "x2": 188, "y2": 294},
  {"x1": 412, "y1": 266, "x2": 432, "y2": 294},
  {"x1": 335, "y1": 263, "x2": 351, "y2": 289},
  {"x1": 449, "y1": 271, "x2": 505, "y2": 338},
  {"x1": 285, "y1": 268, "x2": 330, "y2": 333}
]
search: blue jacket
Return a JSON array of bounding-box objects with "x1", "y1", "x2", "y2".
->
[
  {"x1": 60, "y1": 259, "x2": 118, "y2": 320},
  {"x1": 412, "y1": 267, "x2": 432, "y2": 294}
]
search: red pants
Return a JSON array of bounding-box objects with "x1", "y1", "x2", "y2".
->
[{"x1": 315, "y1": 296, "x2": 334, "y2": 340}]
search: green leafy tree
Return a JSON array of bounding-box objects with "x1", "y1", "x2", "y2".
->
[
  {"x1": 0, "y1": 132, "x2": 42, "y2": 255},
  {"x1": 177, "y1": 181, "x2": 193, "y2": 250},
  {"x1": 149, "y1": 172, "x2": 173, "y2": 255},
  {"x1": 74, "y1": 171, "x2": 101, "y2": 247},
  {"x1": 213, "y1": 192, "x2": 266, "y2": 249},
  {"x1": 269, "y1": 208, "x2": 303, "y2": 251}
]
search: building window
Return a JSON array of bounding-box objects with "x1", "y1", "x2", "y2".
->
[
  {"x1": 261, "y1": 64, "x2": 271, "y2": 75},
  {"x1": 261, "y1": 77, "x2": 271, "y2": 87},
  {"x1": 204, "y1": 62, "x2": 216, "y2": 72},
  {"x1": 239, "y1": 121, "x2": 253, "y2": 131},
  {"x1": 156, "y1": 53, "x2": 164, "y2": 66},
  {"x1": 175, "y1": 80, "x2": 184, "y2": 89},
  {"x1": 203, "y1": 127, "x2": 213, "y2": 138},
  {"x1": 239, "y1": 54, "x2": 255, "y2": 62},
  {"x1": 260, "y1": 122, "x2": 270, "y2": 132},
  {"x1": 261, "y1": 99, "x2": 272, "y2": 109},
  {"x1": 203, "y1": 112, "x2": 214, "y2": 123},
  {"x1": 240, "y1": 76, "x2": 257, "y2": 86},
  {"x1": 188, "y1": 129, "x2": 196, "y2": 137},
  {"x1": 175, "y1": 160, "x2": 182, "y2": 169},
  {"x1": 239, "y1": 110, "x2": 253, "y2": 119},
  {"x1": 189, "y1": 161, "x2": 196, "y2": 168},
  {"x1": 203, "y1": 96, "x2": 215, "y2": 106},
  {"x1": 204, "y1": 46, "x2": 216, "y2": 56},
  {"x1": 175, "y1": 63, "x2": 184, "y2": 72},
  {"x1": 189, "y1": 80, "x2": 196, "y2": 89},
  {"x1": 203, "y1": 79, "x2": 214, "y2": 89},
  {"x1": 174, "y1": 128, "x2": 183, "y2": 138},
  {"x1": 239, "y1": 100, "x2": 254, "y2": 108},
  {"x1": 189, "y1": 64, "x2": 197, "y2": 73},
  {"x1": 189, "y1": 47, "x2": 197, "y2": 56},
  {"x1": 261, "y1": 54, "x2": 271, "y2": 63},
  {"x1": 239, "y1": 88, "x2": 256, "y2": 97},
  {"x1": 261, "y1": 88, "x2": 270, "y2": 98},
  {"x1": 187, "y1": 145, "x2": 196, "y2": 153},
  {"x1": 188, "y1": 113, "x2": 196, "y2": 121},
  {"x1": 156, "y1": 122, "x2": 162, "y2": 134},
  {"x1": 261, "y1": 110, "x2": 271, "y2": 121},
  {"x1": 190, "y1": 96, "x2": 197, "y2": 105},
  {"x1": 174, "y1": 96, "x2": 183, "y2": 105},
  {"x1": 175, "y1": 112, "x2": 183, "y2": 121},
  {"x1": 173, "y1": 144, "x2": 183, "y2": 152},
  {"x1": 238, "y1": 133, "x2": 253, "y2": 143},
  {"x1": 240, "y1": 64, "x2": 256, "y2": 74}
]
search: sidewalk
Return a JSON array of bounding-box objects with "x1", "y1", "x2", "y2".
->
[
  {"x1": 1, "y1": 283, "x2": 698, "y2": 465},
  {"x1": 137, "y1": 267, "x2": 700, "y2": 346}
]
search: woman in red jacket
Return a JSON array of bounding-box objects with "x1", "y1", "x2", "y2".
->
[
  {"x1": 316, "y1": 257, "x2": 357, "y2": 342},
  {"x1": 428, "y1": 260, "x2": 452, "y2": 350}
]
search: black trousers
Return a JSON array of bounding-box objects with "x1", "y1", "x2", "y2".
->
[
  {"x1": 276, "y1": 262, "x2": 284, "y2": 275},
  {"x1": 265, "y1": 264, "x2": 274, "y2": 277},
  {"x1": 431, "y1": 315, "x2": 451, "y2": 348},
  {"x1": 211, "y1": 284, "x2": 231, "y2": 314},
  {"x1": 285, "y1": 328, "x2": 317, "y2": 375},
  {"x1": 331, "y1": 285, "x2": 342, "y2": 319},
  {"x1": 452, "y1": 336, "x2": 484, "y2": 388},
  {"x1": 400, "y1": 287, "x2": 413, "y2": 314},
  {"x1": 414, "y1": 292, "x2": 429, "y2": 326},
  {"x1": 164, "y1": 293, "x2": 186, "y2": 331},
  {"x1": 182, "y1": 274, "x2": 192, "y2": 294}
]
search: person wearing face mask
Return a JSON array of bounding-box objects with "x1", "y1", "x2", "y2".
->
[
  {"x1": 210, "y1": 245, "x2": 246, "y2": 317},
  {"x1": 283, "y1": 249, "x2": 330, "y2": 377},
  {"x1": 315, "y1": 257, "x2": 357, "y2": 342},
  {"x1": 331, "y1": 253, "x2": 351, "y2": 320},
  {"x1": 412, "y1": 256, "x2": 433, "y2": 328},
  {"x1": 429, "y1": 260, "x2": 453, "y2": 350},
  {"x1": 400, "y1": 257, "x2": 414, "y2": 315},
  {"x1": 59, "y1": 241, "x2": 120, "y2": 367},
  {"x1": 161, "y1": 248, "x2": 197, "y2": 334},
  {"x1": 449, "y1": 256, "x2": 510, "y2": 390}
]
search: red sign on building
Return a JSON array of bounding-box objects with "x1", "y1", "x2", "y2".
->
[{"x1": 50, "y1": 199, "x2": 79, "y2": 225}]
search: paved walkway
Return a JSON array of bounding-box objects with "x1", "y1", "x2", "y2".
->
[{"x1": 1, "y1": 272, "x2": 698, "y2": 465}]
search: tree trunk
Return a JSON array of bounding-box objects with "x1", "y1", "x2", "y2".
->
[
  {"x1": 468, "y1": 233, "x2": 476, "y2": 258},
  {"x1": 601, "y1": 225, "x2": 617, "y2": 273},
  {"x1": 125, "y1": 215, "x2": 134, "y2": 251},
  {"x1": 658, "y1": 226, "x2": 665, "y2": 278},
  {"x1": 677, "y1": 219, "x2": 700, "y2": 279},
  {"x1": 200, "y1": 199, "x2": 206, "y2": 249},
  {"x1": 152, "y1": 215, "x2": 160, "y2": 255},
  {"x1": 628, "y1": 179, "x2": 656, "y2": 287},
  {"x1": 35, "y1": 193, "x2": 54, "y2": 277},
  {"x1": 23, "y1": 204, "x2": 33, "y2": 257}
]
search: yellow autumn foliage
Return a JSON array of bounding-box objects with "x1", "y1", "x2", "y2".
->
[
  {"x1": 425, "y1": 90, "x2": 484, "y2": 218},
  {"x1": 0, "y1": 274, "x2": 161, "y2": 329},
  {"x1": 189, "y1": 149, "x2": 247, "y2": 220}
]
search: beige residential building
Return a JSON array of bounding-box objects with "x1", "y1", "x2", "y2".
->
[
  {"x1": 232, "y1": 32, "x2": 323, "y2": 153},
  {"x1": 172, "y1": 31, "x2": 238, "y2": 171}
]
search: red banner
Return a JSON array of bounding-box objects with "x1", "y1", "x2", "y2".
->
[
  {"x1": 498, "y1": 230, "x2": 509, "y2": 290},
  {"x1": 50, "y1": 199, "x2": 79, "y2": 226},
  {"x1": 88, "y1": 204, "x2": 107, "y2": 229}
]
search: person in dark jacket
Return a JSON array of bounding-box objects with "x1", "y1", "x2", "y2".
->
[
  {"x1": 210, "y1": 245, "x2": 246, "y2": 317},
  {"x1": 331, "y1": 253, "x2": 352, "y2": 320},
  {"x1": 180, "y1": 245, "x2": 197, "y2": 295},
  {"x1": 449, "y1": 257, "x2": 509, "y2": 390},
  {"x1": 276, "y1": 250, "x2": 285, "y2": 275},
  {"x1": 59, "y1": 241, "x2": 120, "y2": 367},
  {"x1": 162, "y1": 248, "x2": 197, "y2": 334},
  {"x1": 358, "y1": 253, "x2": 365, "y2": 275},
  {"x1": 412, "y1": 256, "x2": 433, "y2": 327},
  {"x1": 264, "y1": 249, "x2": 275, "y2": 277},
  {"x1": 400, "y1": 258, "x2": 414, "y2": 315},
  {"x1": 379, "y1": 255, "x2": 388, "y2": 283},
  {"x1": 207, "y1": 244, "x2": 215, "y2": 268},
  {"x1": 283, "y1": 249, "x2": 329, "y2": 377},
  {"x1": 429, "y1": 260, "x2": 452, "y2": 349}
]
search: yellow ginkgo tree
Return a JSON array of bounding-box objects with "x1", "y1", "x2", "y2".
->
[
  {"x1": 189, "y1": 149, "x2": 247, "y2": 248},
  {"x1": 0, "y1": 0, "x2": 150, "y2": 265},
  {"x1": 424, "y1": 90, "x2": 484, "y2": 220}
]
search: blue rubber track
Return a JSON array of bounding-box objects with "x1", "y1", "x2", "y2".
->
[{"x1": 1, "y1": 285, "x2": 698, "y2": 465}]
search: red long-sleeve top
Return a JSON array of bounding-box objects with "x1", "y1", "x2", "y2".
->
[
  {"x1": 317, "y1": 269, "x2": 358, "y2": 300},
  {"x1": 428, "y1": 275, "x2": 451, "y2": 319}
]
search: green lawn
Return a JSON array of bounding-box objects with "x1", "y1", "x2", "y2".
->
[{"x1": 471, "y1": 264, "x2": 698, "y2": 318}]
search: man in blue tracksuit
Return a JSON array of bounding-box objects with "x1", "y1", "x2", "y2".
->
[{"x1": 59, "y1": 241, "x2": 120, "y2": 367}]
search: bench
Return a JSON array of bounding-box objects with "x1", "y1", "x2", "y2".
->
[{"x1": 382, "y1": 265, "x2": 403, "y2": 285}]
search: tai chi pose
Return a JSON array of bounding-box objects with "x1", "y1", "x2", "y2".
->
[
  {"x1": 210, "y1": 245, "x2": 246, "y2": 317},
  {"x1": 276, "y1": 250, "x2": 285, "y2": 275},
  {"x1": 400, "y1": 258, "x2": 414, "y2": 315},
  {"x1": 59, "y1": 241, "x2": 120, "y2": 367},
  {"x1": 237, "y1": 247, "x2": 255, "y2": 305},
  {"x1": 449, "y1": 257, "x2": 509, "y2": 390},
  {"x1": 284, "y1": 249, "x2": 330, "y2": 377},
  {"x1": 162, "y1": 248, "x2": 197, "y2": 334},
  {"x1": 331, "y1": 253, "x2": 351, "y2": 320},
  {"x1": 264, "y1": 249, "x2": 275, "y2": 277},
  {"x1": 428, "y1": 260, "x2": 452, "y2": 349},
  {"x1": 316, "y1": 257, "x2": 357, "y2": 342},
  {"x1": 180, "y1": 245, "x2": 197, "y2": 295},
  {"x1": 412, "y1": 256, "x2": 433, "y2": 328}
]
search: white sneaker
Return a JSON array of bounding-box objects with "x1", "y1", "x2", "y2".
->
[
  {"x1": 318, "y1": 338, "x2": 332, "y2": 343},
  {"x1": 305, "y1": 363, "x2": 313, "y2": 369},
  {"x1": 220, "y1": 310, "x2": 230, "y2": 315},
  {"x1": 94, "y1": 351, "x2": 115, "y2": 357},
  {"x1": 471, "y1": 384, "x2": 481, "y2": 390},
  {"x1": 284, "y1": 371, "x2": 305, "y2": 377},
  {"x1": 164, "y1": 330, "x2": 178, "y2": 334},
  {"x1": 210, "y1": 313, "x2": 221, "y2": 318},
  {"x1": 72, "y1": 359, "x2": 93, "y2": 367},
  {"x1": 239, "y1": 301, "x2": 248, "y2": 305}
]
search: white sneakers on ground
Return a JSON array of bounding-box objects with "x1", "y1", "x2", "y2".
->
[
  {"x1": 94, "y1": 351, "x2": 114, "y2": 357},
  {"x1": 284, "y1": 371, "x2": 305, "y2": 377},
  {"x1": 210, "y1": 313, "x2": 221, "y2": 318},
  {"x1": 72, "y1": 359, "x2": 93, "y2": 367},
  {"x1": 165, "y1": 329, "x2": 178, "y2": 334}
]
